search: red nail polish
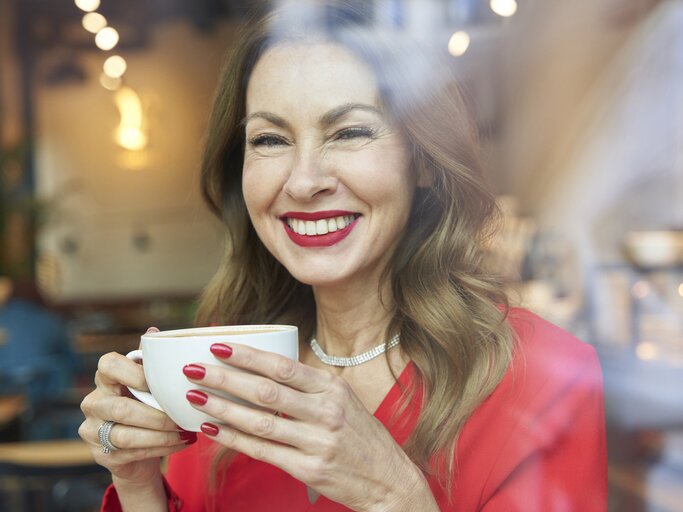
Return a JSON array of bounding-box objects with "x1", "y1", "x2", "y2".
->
[
  {"x1": 186, "y1": 390, "x2": 208, "y2": 405},
  {"x1": 182, "y1": 364, "x2": 206, "y2": 380},
  {"x1": 201, "y1": 423, "x2": 220, "y2": 436},
  {"x1": 210, "y1": 343, "x2": 233, "y2": 358},
  {"x1": 180, "y1": 431, "x2": 197, "y2": 444}
]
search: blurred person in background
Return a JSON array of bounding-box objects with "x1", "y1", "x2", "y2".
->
[
  {"x1": 79, "y1": 2, "x2": 607, "y2": 510},
  {"x1": 0, "y1": 275, "x2": 80, "y2": 437}
]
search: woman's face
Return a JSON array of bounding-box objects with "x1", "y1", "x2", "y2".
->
[{"x1": 242, "y1": 42, "x2": 418, "y2": 289}]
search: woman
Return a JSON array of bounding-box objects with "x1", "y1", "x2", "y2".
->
[{"x1": 79, "y1": 2, "x2": 607, "y2": 511}]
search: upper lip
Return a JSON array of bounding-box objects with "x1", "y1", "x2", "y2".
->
[{"x1": 280, "y1": 210, "x2": 357, "y2": 221}]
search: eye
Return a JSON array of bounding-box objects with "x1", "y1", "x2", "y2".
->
[
  {"x1": 333, "y1": 126, "x2": 376, "y2": 141},
  {"x1": 248, "y1": 134, "x2": 290, "y2": 148}
]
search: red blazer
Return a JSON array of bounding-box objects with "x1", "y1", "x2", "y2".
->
[{"x1": 102, "y1": 308, "x2": 607, "y2": 511}]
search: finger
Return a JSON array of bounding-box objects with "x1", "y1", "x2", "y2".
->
[
  {"x1": 185, "y1": 389, "x2": 314, "y2": 448},
  {"x1": 199, "y1": 422, "x2": 305, "y2": 479},
  {"x1": 146, "y1": 326, "x2": 160, "y2": 333},
  {"x1": 96, "y1": 352, "x2": 149, "y2": 392},
  {"x1": 91, "y1": 443, "x2": 189, "y2": 468},
  {"x1": 185, "y1": 363, "x2": 321, "y2": 421},
  {"x1": 81, "y1": 394, "x2": 177, "y2": 432},
  {"x1": 79, "y1": 417, "x2": 195, "y2": 450},
  {"x1": 209, "y1": 343, "x2": 335, "y2": 394}
]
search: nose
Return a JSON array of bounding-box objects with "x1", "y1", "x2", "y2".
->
[{"x1": 282, "y1": 145, "x2": 337, "y2": 201}]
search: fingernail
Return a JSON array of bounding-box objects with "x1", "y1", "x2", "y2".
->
[
  {"x1": 180, "y1": 431, "x2": 197, "y2": 444},
  {"x1": 182, "y1": 364, "x2": 206, "y2": 380},
  {"x1": 201, "y1": 423, "x2": 220, "y2": 436},
  {"x1": 186, "y1": 390, "x2": 208, "y2": 405},
  {"x1": 210, "y1": 343, "x2": 233, "y2": 358}
]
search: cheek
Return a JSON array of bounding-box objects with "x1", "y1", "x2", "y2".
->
[
  {"x1": 340, "y1": 150, "x2": 414, "y2": 204},
  {"x1": 242, "y1": 158, "x2": 278, "y2": 205},
  {"x1": 241, "y1": 166, "x2": 270, "y2": 224}
]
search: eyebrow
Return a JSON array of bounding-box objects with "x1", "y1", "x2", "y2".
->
[
  {"x1": 243, "y1": 103, "x2": 383, "y2": 129},
  {"x1": 319, "y1": 103, "x2": 383, "y2": 127}
]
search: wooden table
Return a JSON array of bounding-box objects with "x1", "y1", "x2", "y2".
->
[
  {"x1": 0, "y1": 395, "x2": 25, "y2": 428},
  {"x1": 0, "y1": 439, "x2": 94, "y2": 467}
]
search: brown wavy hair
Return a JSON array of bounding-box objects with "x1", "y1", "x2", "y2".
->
[{"x1": 196, "y1": 0, "x2": 513, "y2": 496}]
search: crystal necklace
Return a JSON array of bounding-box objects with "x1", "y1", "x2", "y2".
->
[{"x1": 309, "y1": 333, "x2": 400, "y2": 367}]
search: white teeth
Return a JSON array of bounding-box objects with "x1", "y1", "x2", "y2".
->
[
  {"x1": 316, "y1": 219, "x2": 329, "y2": 234},
  {"x1": 287, "y1": 214, "x2": 357, "y2": 236}
]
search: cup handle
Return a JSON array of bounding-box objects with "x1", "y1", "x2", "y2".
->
[{"x1": 125, "y1": 349, "x2": 164, "y2": 412}]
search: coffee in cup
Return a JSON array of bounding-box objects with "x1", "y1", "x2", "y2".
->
[{"x1": 126, "y1": 325, "x2": 298, "y2": 431}]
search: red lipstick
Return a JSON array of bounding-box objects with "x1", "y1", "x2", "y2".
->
[{"x1": 281, "y1": 211, "x2": 360, "y2": 248}]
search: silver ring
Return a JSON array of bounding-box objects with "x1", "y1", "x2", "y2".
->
[{"x1": 98, "y1": 420, "x2": 118, "y2": 454}]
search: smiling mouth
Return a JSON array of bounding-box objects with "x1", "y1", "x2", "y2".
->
[{"x1": 283, "y1": 214, "x2": 360, "y2": 236}]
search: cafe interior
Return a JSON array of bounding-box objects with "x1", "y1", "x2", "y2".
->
[{"x1": 0, "y1": 0, "x2": 682, "y2": 510}]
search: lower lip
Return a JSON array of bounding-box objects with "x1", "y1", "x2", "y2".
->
[{"x1": 283, "y1": 217, "x2": 359, "y2": 247}]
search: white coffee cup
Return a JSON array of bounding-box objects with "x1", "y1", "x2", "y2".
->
[{"x1": 126, "y1": 325, "x2": 298, "y2": 432}]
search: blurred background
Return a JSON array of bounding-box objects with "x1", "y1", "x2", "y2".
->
[{"x1": 0, "y1": 0, "x2": 681, "y2": 510}]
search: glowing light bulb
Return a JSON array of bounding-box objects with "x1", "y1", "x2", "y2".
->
[
  {"x1": 75, "y1": 0, "x2": 100, "y2": 12},
  {"x1": 95, "y1": 27, "x2": 119, "y2": 51},
  {"x1": 114, "y1": 87, "x2": 148, "y2": 151},
  {"x1": 490, "y1": 0, "x2": 518, "y2": 17},
  {"x1": 448, "y1": 31, "x2": 470, "y2": 57},
  {"x1": 82, "y1": 12, "x2": 107, "y2": 34},
  {"x1": 117, "y1": 127, "x2": 148, "y2": 151},
  {"x1": 103, "y1": 55, "x2": 127, "y2": 78}
]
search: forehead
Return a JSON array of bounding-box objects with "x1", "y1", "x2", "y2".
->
[{"x1": 245, "y1": 42, "x2": 380, "y2": 115}]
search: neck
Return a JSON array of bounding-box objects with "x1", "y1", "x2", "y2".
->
[{"x1": 312, "y1": 279, "x2": 395, "y2": 358}]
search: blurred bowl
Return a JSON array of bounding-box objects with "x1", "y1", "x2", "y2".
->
[{"x1": 622, "y1": 230, "x2": 683, "y2": 269}]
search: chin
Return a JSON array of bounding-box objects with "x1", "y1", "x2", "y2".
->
[
  {"x1": 284, "y1": 264, "x2": 354, "y2": 288},
  {"x1": 288, "y1": 271, "x2": 344, "y2": 287}
]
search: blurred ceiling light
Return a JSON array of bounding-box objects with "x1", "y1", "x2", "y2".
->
[
  {"x1": 99, "y1": 72, "x2": 122, "y2": 91},
  {"x1": 103, "y1": 55, "x2": 127, "y2": 78},
  {"x1": 490, "y1": 0, "x2": 518, "y2": 17},
  {"x1": 74, "y1": 0, "x2": 101, "y2": 12},
  {"x1": 636, "y1": 341, "x2": 659, "y2": 361},
  {"x1": 448, "y1": 31, "x2": 470, "y2": 57},
  {"x1": 82, "y1": 12, "x2": 107, "y2": 33},
  {"x1": 114, "y1": 86, "x2": 147, "y2": 151},
  {"x1": 95, "y1": 27, "x2": 119, "y2": 51},
  {"x1": 117, "y1": 127, "x2": 148, "y2": 152},
  {"x1": 678, "y1": 282, "x2": 683, "y2": 297}
]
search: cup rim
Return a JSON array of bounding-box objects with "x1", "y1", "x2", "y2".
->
[{"x1": 142, "y1": 324, "x2": 297, "y2": 339}]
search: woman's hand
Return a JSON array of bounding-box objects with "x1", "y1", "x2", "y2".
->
[
  {"x1": 78, "y1": 328, "x2": 195, "y2": 488},
  {"x1": 183, "y1": 343, "x2": 438, "y2": 512}
]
